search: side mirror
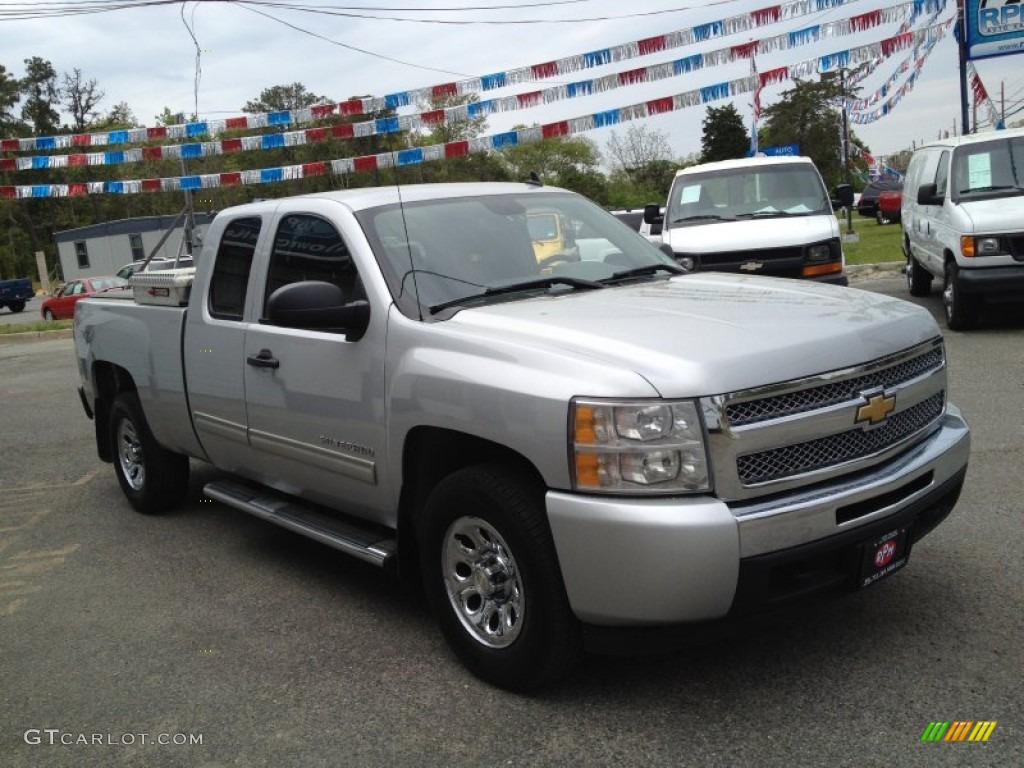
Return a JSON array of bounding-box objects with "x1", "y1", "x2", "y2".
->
[
  {"x1": 265, "y1": 280, "x2": 369, "y2": 340},
  {"x1": 643, "y1": 203, "x2": 664, "y2": 225},
  {"x1": 832, "y1": 183, "x2": 854, "y2": 209},
  {"x1": 917, "y1": 183, "x2": 941, "y2": 206}
]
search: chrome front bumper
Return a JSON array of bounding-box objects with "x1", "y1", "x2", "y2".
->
[{"x1": 546, "y1": 405, "x2": 970, "y2": 626}]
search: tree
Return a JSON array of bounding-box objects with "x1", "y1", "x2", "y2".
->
[
  {"x1": 92, "y1": 101, "x2": 137, "y2": 131},
  {"x1": 605, "y1": 124, "x2": 673, "y2": 180},
  {"x1": 501, "y1": 132, "x2": 602, "y2": 180},
  {"x1": 413, "y1": 92, "x2": 488, "y2": 145},
  {"x1": 0, "y1": 64, "x2": 26, "y2": 135},
  {"x1": 759, "y1": 78, "x2": 868, "y2": 187},
  {"x1": 20, "y1": 57, "x2": 60, "y2": 134},
  {"x1": 699, "y1": 103, "x2": 748, "y2": 162},
  {"x1": 242, "y1": 83, "x2": 330, "y2": 113},
  {"x1": 63, "y1": 68, "x2": 105, "y2": 132}
]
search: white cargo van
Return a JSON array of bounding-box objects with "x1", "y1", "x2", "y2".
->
[
  {"x1": 645, "y1": 156, "x2": 847, "y2": 284},
  {"x1": 901, "y1": 126, "x2": 1024, "y2": 330}
]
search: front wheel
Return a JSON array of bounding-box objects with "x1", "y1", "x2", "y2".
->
[
  {"x1": 943, "y1": 263, "x2": 979, "y2": 331},
  {"x1": 419, "y1": 465, "x2": 581, "y2": 690},
  {"x1": 109, "y1": 393, "x2": 189, "y2": 513},
  {"x1": 8, "y1": 300, "x2": 25, "y2": 313},
  {"x1": 43, "y1": 309, "x2": 55, "y2": 321}
]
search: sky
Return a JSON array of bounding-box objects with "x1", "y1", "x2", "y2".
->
[{"x1": 1, "y1": 0, "x2": 1023, "y2": 171}]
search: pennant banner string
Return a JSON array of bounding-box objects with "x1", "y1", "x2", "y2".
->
[
  {"x1": 0, "y1": 0, "x2": 949, "y2": 153},
  {"x1": 0, "y1": 23, "x2": 946, "y2": 200},
  {"x1": 3, "y1": 10, "x2": 949, "y2": 173}
]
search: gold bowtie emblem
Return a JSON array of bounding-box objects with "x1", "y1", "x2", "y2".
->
[{"x1": 856, "y1": 393, "x2": 897, "y2": 425}]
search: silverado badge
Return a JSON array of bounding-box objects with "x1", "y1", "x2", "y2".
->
[
  {"x1": 856, "y1": 392, "x2": 897, "y2": 426},
  {"x1": 739, "y1": 261, "x2": 764, "y2": 272}
]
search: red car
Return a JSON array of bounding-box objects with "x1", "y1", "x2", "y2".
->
[
  {"x1": 40, "y1": 276, "x2": 129, "y2": 320},
  {"x1": 876, "y1": 189, "x2": 902, "y2": 225}
]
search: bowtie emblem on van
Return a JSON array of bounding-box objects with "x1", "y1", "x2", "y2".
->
[
  {"x1": 856, "y1": 392, "x2": 897, "y2": 426},
  {"x1": 739, "y1": 260, "x2": 764, "y2": 272}
]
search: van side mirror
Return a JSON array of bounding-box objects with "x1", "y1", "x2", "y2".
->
[
  {"x1": 917, "y1": 183, "x2": 942, "y2": 206},
  {"x1": 265, "y1": 280, "x2": 369, "y2": 340},
  {"x1": 832, "y1": 183, "x2": 854, "y2": 209},
  {"x1": 643, "y1": 203, "x2": 664, "y2": 225}
]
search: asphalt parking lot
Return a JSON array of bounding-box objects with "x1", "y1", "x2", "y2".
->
[
  {"x1": 0, "y1": 297, "x2": 42, "y2": 326},
  {"x1": 1, "y1": 275, "x2": 1021, "y2": 767}
]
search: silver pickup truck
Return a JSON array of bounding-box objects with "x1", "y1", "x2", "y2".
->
[{"x1": 74, "y1": 182, "x2": 970, "y2": 690}]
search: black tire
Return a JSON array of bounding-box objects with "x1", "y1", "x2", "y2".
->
[
  {"x1": 876, "y1": 211, "x2": 887, "y2": 225},
  {"x1": 43, "y1": 309, "x2": 55, "y2": 321},
  {"x1": 905, "y1": 253, "x2": 932, "y2": 297},
  {"x1": 109, "y1": 392, "x2": 189, "y2": 514},
  {"x1": 943, "y1": 262, "x2": 979, "y2": 331},
  {"x1": 9, "y1": 300, "x2": 25, "y2": 313},
  {"x1": 418, "y1": 464, "x2": 581, "y2": 691}
]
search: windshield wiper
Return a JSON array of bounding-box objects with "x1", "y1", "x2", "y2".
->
[
  {"x1": 604, "y1": 264, "x2": 687, "y2": 282},
  {"x1": 428, "y1": 276, "x2": 604, "y2": 314},
  {"x1": 735, "y1": 210, "x2": 801, "y2": 218},
  {"x1": 959, "y1": 185, "x2": 1024, "y2": 194},
  {"x1": 671, "y1": 214, "x2": 735, "y2": 223}
]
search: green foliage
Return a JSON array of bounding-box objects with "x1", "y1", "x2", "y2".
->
[
  {"x1": 0, "y1": 64, "x2": 27, "y2": 135},
  {"x1": 20, "y1": 57, "x2": 60, "y2": 135},
  {"x1": 700, "y1": 103, "x2": 749, "y2": 162},
  {"x1": 242, "y1": 83, "x2": 330, "y2": 113}
]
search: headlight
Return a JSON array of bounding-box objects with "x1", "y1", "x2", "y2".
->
[
  {"x1": 570, "y1": 399, "x2": 711, "y2": 494},
  {"x1": 961, "y1": 235, "x2": 1006, "y2": 258},
  {"x1": 807, "y1": 243, "x2": 832, "y2": 262}
]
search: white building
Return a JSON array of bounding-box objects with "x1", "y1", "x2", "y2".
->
[{"x1": 55, "y1": 213, "x2": 214, "y2": 281}]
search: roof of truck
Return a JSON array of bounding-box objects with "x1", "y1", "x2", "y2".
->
[
  {"x1": 674, "y1": 155, "x2": 814, "y2": 177},
  {"x1": 220, "y1": 182, "x2": 575, "y2": 216}
]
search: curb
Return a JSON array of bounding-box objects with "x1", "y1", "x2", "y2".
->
[{"x1": 0, "y1": 328, "x2": 74, "y2": 345}]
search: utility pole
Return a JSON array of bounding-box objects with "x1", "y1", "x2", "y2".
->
[{"x1": 957, "y1": 0, "x2": 971, "y2": 135}]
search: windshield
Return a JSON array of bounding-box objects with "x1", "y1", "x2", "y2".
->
[
  {"x1": 952, "y1": 135, "x2": 1024, "y2": 202},
  {"x1": 666, "y1": 163, "x2": 830, "y2": 226},
  {"x1": 358, "y1": 191, "x2": 677, "y2": 318}
]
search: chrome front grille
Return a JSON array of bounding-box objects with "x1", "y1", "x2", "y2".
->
[
  {"x1": 705, "y1": 339, "x2": 948, "y2": 501},
  {"x1": 726, "y1": 346, "x2": 944, "y2": 427},
  {"x1": 736, "y1": 392, "x2": 945, "y2": 485}
]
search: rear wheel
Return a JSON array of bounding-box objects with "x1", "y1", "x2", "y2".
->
[
  {"x1": 109, "y1": 392, "x2": 189, "y2": 513},
  {"x1": 905, "y1": 253, "x2": 932, "y2": 297},
  {"x1": 419, "y1": 465, "x2": 581, "y2": 690},
  {"x1": 43, "y1": 308, "x2": 55, "y2": 321},
  {"x1": 8, "y1": 300, "x2": 25, "y2": 313},
  {"x1": 943, "y1": 262, "x2": 979, "y2": 331}
]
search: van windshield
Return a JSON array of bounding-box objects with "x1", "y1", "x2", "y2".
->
[
  {"x1": 666, "y1": 163, "x2": 831, "y2": 226},
  {"x1": 952, "y1": 135, "x2": 1024, "y2": 202}
]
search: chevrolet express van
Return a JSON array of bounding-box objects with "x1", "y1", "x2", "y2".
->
[
  {"x1": 902, "y1": 126, "x2": 1024, "y2": 329},
  {"x1": 645, "y1": 156, "x2": 847, "y2": 284}
]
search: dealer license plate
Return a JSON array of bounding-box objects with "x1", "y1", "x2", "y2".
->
[{"x1": 859, "y1": 528, "x2": 911, "y2": 588}]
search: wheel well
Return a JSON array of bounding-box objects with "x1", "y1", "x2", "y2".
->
[
  {"x1": 91, "y1": 362, "x2": 137, "y2": 462},
  {"x1": 395, "y1": 427, "x2": 546, "y2": 581}
]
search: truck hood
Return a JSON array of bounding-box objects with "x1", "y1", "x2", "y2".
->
[
  {"x1": 957, "y1": 195, "x2": 1024, "y2": 232},
  {"x1": 663, "y1": 215, "x2": 837, "y2": 253},
  {"x1": 449, "y1": 274, "x2": 937, "y2": 397}
]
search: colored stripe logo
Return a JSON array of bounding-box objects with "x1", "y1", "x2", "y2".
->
[{"x1": 921, "y1": 721, "x2": 997, "y2": 742}]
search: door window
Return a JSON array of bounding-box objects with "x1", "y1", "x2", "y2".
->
[
  {"x1": 209, "y1": 216, "x2": 262, "y2": 321},
  {"x1": 934, "y1": 151, "x2": 950, "y2": 198},
  {"x1": 263, "y1": 214, "x2": 365, "y2": 320}
]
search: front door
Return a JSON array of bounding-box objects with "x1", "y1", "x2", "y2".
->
[{"x1": 242, "y1": 206, "x2": 390, "y2": 523}]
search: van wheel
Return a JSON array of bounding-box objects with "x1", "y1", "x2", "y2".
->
[
  {"x1": 905, "y1": 254, "x2": 932, "y2": 297},
  {"x1": 8, "y1": 300, "x2": 25, "y2": 313},
  {"x1": 109, "y1": 393, "x2": 189, "y2": 513},
  {"x1": 419, "y1": 465, "x2": 581, "y2": 691},
  {"x1": 943, "y1": 263, "x2": 979, "y2": 331}
]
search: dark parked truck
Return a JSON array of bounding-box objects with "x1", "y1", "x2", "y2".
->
[
  {"x1": 0, "y1": 277, "x2": 33, "y2": 313},
  {"x1": 74, "y1": 183, "x2": 970, "y2": 690}
]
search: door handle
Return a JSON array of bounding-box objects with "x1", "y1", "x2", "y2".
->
[{"x1": 246, "y1": 349, "x2": 280, "y2": 369}]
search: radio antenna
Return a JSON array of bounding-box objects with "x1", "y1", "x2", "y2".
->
[{"x1": 385, "y1": 127, "x2": 423, "y2": 322}]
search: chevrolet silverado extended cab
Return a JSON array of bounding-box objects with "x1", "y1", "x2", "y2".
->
[{"x1": 74, "y1": 183, "x2": 970, "y2": 690}]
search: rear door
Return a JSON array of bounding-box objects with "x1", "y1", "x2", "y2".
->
[
  {"x1": 242, "y1": 201, "x2": 391, "y2": 523},
  {"x1": 184, "y1": 214, "x2": 267, "y2": 473}
]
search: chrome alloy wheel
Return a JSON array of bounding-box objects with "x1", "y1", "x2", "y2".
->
[
  {"x1": 943, "y1": 273, "x2": 955, "y2": 323},
  {"x1": 117, "y1": 418, "x2": 146, "y2": 491},
  {"x1": 442, "y1": 516, "x2": 524, "y2": 649}
]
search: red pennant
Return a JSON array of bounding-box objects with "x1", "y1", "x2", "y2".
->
[
  {"x1": 542, "y1": 121, "x2": 570, "y2": 138},
  {"x1": 302, "y1": 161, "x2": 326, "y2": 176},
  {"x1": 353, "y1": 155, "x2": 378, "y2": 173},
  {"x1": 220, "y1": 172, "x2": 242, "y2": 186},
  {"x1": 444, "y1": 141, "x2": 469, "y2": 158}
]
